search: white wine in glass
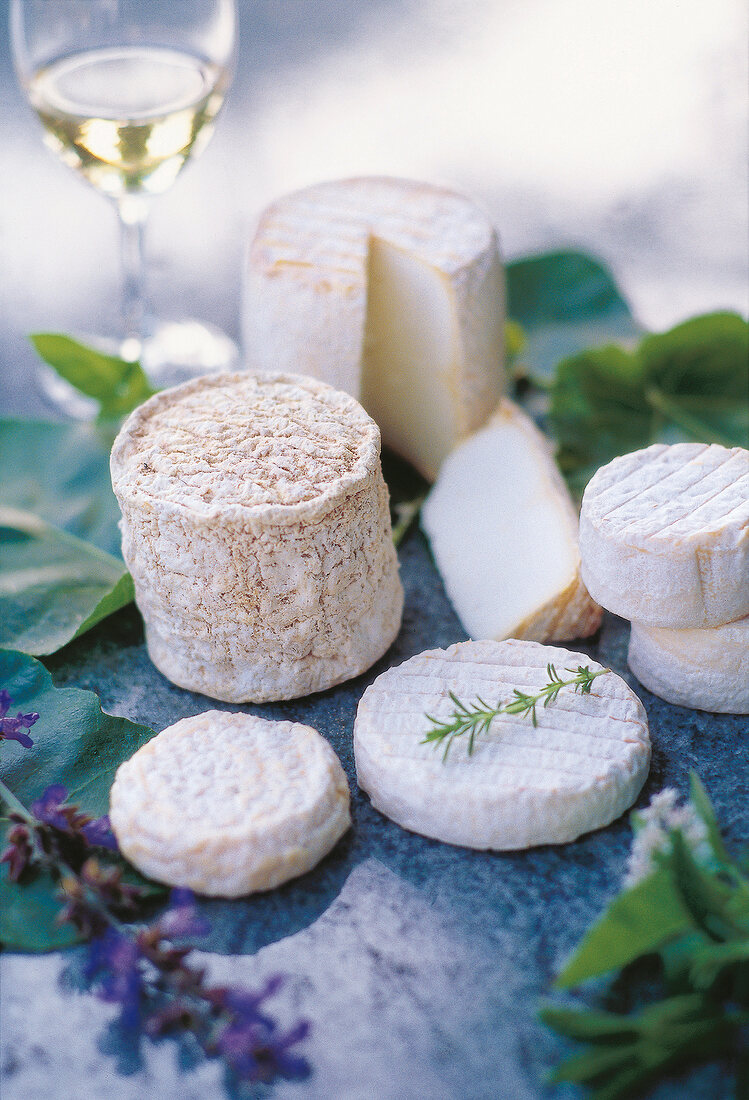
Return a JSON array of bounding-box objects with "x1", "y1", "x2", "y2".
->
[{"x1": 11, "y1": 0, "x2": 238, "y2": 411}]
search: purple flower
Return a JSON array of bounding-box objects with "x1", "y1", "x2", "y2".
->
[
  {"x1": 207, "y1": 973, "x2": 284, "y2": 1030},
  {"x1": 0, "y1": 690, "x2": 38, "y2": 748},
  {"x1": 0, "y1": 822, "x2": 33, "y2": 881},
  {"x1": 216, "y1": 1015, "x2": 311, "y2": 1082},
  {"x1": 86, "y1": 928, "x2": 145, "y2": 1030},
  {"x1": 157, "y1": 889, "x2": 210, "y2": 940},
  {"x1": 30, "y1": 784, "x2": 71, "y2": 830},
  {"x1": 81, "y1": 814, "x2": 118, "y2": 852}
]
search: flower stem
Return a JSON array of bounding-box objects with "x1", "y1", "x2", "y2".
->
[{"x1": 0, "y1": 776, "x2": 34, "y2": 823}]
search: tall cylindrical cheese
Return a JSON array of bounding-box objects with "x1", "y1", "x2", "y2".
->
[{"x1": 111, "y1": 372, "x2": 403, "y2": 702}]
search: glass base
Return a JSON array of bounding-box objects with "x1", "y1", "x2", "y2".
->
[{"x1": 37, "y1": 320, "x2": 240, "y2": 418}]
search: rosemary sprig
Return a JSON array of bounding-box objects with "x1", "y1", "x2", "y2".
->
[{"x1": 422, "y1": 664, "x2": 610, "y2": 761}]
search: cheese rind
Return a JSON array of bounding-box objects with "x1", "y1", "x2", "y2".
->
[
  {"x1": 243, "y1": 176, "x2": 505, "y2": 480},
  {"x1": 579, "y1": 443, "x2": 749, "y2": 628},
  {"x1": 110, "y1": 372, "x2": 403, "y2": 702},
  {"x1": 353, "y1": 639, "x2": 650, "y2": 850},
  {"x1": 420, "y1": 399, "x2": 602, "y2": 642},
  {"x1": 110, "y1": 712, "x2": 351, "y2": 896},
  {"x1": 628, "y1": 618, "x2": 749, "y2": 713}
]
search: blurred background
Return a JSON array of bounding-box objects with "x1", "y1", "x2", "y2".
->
[{"x1": 1, "y1": 0, "x2": 747, "y2": 416}]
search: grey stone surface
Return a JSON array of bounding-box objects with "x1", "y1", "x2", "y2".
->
[{"x1": 1, "y1": 522, "x2": 746, "y2": 1099}]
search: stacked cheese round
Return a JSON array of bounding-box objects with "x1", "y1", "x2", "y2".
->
[
  {"x1": 579, "y1": 443, "x2": 749, "y2": 713},
  {"x1": 111, "y1": 372, "x2": 404, "y2": 702}
]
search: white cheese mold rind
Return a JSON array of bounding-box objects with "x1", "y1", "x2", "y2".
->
[
  {"x1": 111, "y1": 372, "x2": 404, "y2": 702},
  {"x1": 243, "y1": 176, "x2": 506, "y2": 481},
  {"x1": 579, "y1": 443, "x2": 749, "y2": 629},
  {"x1": 628, "y1": 618, "x2": 749, "y2": 714},
  {"x1": 109, "y1": 712, "x2": 351, "y2": 897},
  {"x1": 353, "y1": 639, "x2": 650, "y2": 850}
]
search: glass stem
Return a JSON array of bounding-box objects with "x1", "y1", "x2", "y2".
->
[{"x1": 117, "y1": 195, "x2": 150, "y2": 359}]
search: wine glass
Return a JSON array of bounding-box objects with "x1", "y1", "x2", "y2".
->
[{"x1": 10, "y1": 0, "x2": 238, "y2": 412}]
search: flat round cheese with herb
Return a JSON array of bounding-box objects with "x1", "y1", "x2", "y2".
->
[
  {"x1": 579, "y1": 443, "x2": 749, "y2": 628},
  {"x1": 353, "y1": 639, "x2": 650, "y2": 850},
  {"x1": 110, "y1": 371, "x2": 403, "y2": 702},
  {"x1": 110, "y1": 712, "x2": 351, "y2": 897},
  {"x1": 628, "y1": 617, "x2": 749, "y2": 714}
]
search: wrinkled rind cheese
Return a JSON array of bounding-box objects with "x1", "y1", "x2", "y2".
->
[
  {"x1": 421, "y1": 399, "x2": 602, "y2": 643},
  {"x1": 110, "y1": 712, "x2": 351, "y2": 896},
  {"x1": 111, "y1": 372, "x2": 404, "y2": 702},
  {"x1": 628, "y1": 617, "x2": 749, "y2": 714},
  {"x1": 353, "y1": 639, "x2": 650, "y2": 850},
  {"x1": 243, "y1": 176, "x2": 505, "y2": 481},
  {"x1": 579, "y1": 443, "x2": 749, "y2": 628}
]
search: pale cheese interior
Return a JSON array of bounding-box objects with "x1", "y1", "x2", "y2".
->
[
  {"x1": 361, "y1": 236, "x2": 461, "y2": 480},
  {"x1": 423, "y1": 419, "x2": 578, "y2": 639}
]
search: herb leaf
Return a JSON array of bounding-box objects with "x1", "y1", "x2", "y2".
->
[
  {"x1": 554, "y1": 868, "x2": 691, "y2": 989},
  {"x1": 30, "y1": 333, "x2": 156, "y2": 422},
  {"x1": 422, "y1": 665, "x2": 609, "y2": 759},
  {"x1": 0, "y1": 507, "x2": 134, "y2": 656}
]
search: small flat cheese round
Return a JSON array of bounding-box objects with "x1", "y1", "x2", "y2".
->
[
  {"x1": 243, "y1": 176, "x2": 505, "y2": 481},
  {"x1": 353, "y1": 639, "x2": 650, "y2": 850},
  {"x1": 579, "y1": 443, "x2": 749, "y2": 628},
  {"x1": 628, "y1": 617, "x2": 749, "y2": 713},
  {"x1": 110, "y1": 372, "x2": 403, "y2": 702},
  {"x1": 110, "y1": 712, "x2": 351, "y2": 896},
  {"x1": 421, "y1": 399, "x2": 601, "y2": 643}
]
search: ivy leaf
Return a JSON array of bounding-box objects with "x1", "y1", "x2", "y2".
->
[
  {"x1": 548, "y1": 311, "x2": 749, "y2": 493},
  {"x1": 554, "y1": 868, "x2": 692, "y2": 989},
  {"x1": 0, "y1": 508, "x2": 134, "y2": 656},
  {"x1": 0, "y1": 418, "x2": 123, "y2": 558},
  {"x1": 548, "y1": 345, "x2": 650, "y2": 492},
  {"x1": 506, "y1": 250, "x2": 639, "y2": 380},
  {"x1": 0, "y1": 649, "x2": 157, "y2": 951},
  {"x1": 30, "y1": 333, "x2": 156, "y2": 422}
]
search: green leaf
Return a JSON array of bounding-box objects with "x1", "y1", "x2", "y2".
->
[
  {"x1": 669, "y1": 831, "x2": 741, "y2": 942},
  {"x1": 549, "y1": 345, "x2": 650, "y2": 492},
  {"x1": 688, "y1": 771, "x2": 729, "y2": 864},
  {"x1": 555, "y1": 868, "x2": 692, "y2": 989},
  {"x1": 30, "y1": 333, "x2": 156, "y2": 421},
  {"x1": 0, "y1": 508, "x2": 134, "y2": 656},
  {"x1": 0, "y1": 418, "x2": 123, "y2": 557},
  {"x1": 0, "y1": 859, "x2": 80, "y2": 952},
  {"x1": 506, "y1": 250, "x2": 639, "y2": 380},
  {"x1": 539, "y1": 1006, "x2": 639, "y2": 1044},
  {"x1": 0, "y1": 649, "x2": 157, "y2": 951},
  {"x1": 547, "y1": 311, "x2": 749, "y2": 492}
]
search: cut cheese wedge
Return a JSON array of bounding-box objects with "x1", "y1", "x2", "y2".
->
[
  {"x1": 628, "y1": 617, "x2": 749, "y2": 713},
  {"x1": 579, "y1": 443, "x2": 749, "y2": 628},
  {"x1": 110, "y1": 712, "x2": 351, "y2": 896},
  {"x1": 243, "y1": 176, "x2": 505, "y2": 480},
  {"x1": 420, "y1": 399, "x2": 602, "y2": 642},
  {"x1": 353, "y1": 639, "x2": 650, "y2": 849}
]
